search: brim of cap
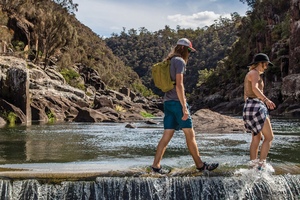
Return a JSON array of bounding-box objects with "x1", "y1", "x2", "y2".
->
[
  {"x1": 248, "y1": 61, "x2": 274, "y2": 66},
  {"x1": 189, "y1": 47, "x2": 196, "y2": 52}
]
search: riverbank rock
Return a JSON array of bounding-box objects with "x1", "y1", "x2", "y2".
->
[
  {"x1": 0, "y1": 56, "x2": 163, "y2": 124},
  {"x1": 271, "y1": 74, "x2": 300, "y2": 117},
  {"x1": 192, "y1": 109, "x2": 246, "y2": 133},
  {"x1": 0, "y1": 56, "x2": 31, "y2": 124}
]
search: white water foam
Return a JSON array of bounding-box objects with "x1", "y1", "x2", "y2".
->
[{"x1": 231, "y1": 163, "x2": 300, "y2": 200}]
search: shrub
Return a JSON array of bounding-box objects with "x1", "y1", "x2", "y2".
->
[
  {"x1": 60, "y1": 68, "x2": 80, "y2": 83},
  {"x1": 115, "y1": 105, "x2": 126, "y2": 113},
  {"x1": 140, "y1": 111, "x2": 154, "y2": 118},
  {"x1": 47, "y1": 111, "x2": 56, "y2": 123},
  {"x1": 0, "y1": 111, "x2": 17, "y2": 126},
  {"x1": 12, "y1": 40, "x2": 25, "y2": 51},
  {"x1": 197, "y1": 68, "x2": 215, "y2": 86},
  {"x1": 7, "y1": 112, "x2": 17, "y2": 126},
  {"x1": 132, "y1": 82, "x2": 154, "y2": 97},
  {"x1": 60, "y1": 68, "x2": 85, "y2": 90}
]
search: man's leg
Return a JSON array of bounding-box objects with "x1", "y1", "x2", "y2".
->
[
  {"x1": 152, "y1": 129, "x2": 175, "y2": 169},
  {"x1": 182, "y1": 128, "x2": 203, "y2": 168}
]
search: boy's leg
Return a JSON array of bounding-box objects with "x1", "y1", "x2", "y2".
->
[
  {"x1": 250, "y1": 132, "x2": 262, "y2": 160},
  {"x1": 260, "y1": 117, "x2": 274, "y2": 161}
]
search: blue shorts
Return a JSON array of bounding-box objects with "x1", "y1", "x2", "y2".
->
[{"x1": 163, "y1": 100, "x2": 193, "y2": 130}]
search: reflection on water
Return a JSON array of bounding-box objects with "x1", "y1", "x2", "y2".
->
[{"x1": 0, "y1": 117, "x2": 299, "y2": 172}]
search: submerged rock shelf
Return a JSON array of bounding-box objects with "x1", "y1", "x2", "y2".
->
[{"x1": 0, "y1": 173, "x2": 299, "y2": 200}]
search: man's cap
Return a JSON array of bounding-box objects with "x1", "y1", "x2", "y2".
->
[
  {"x1": 249, "y1": 53, "x2": 274, "y2": 66},
  {"x1": 177, "y1": 38, "x2": 196, "y2": 52}
]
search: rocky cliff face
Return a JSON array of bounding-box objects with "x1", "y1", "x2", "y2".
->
[
  {"x1": 0, "y1": 57, "x2": 31, "y2": 124},
  {"x1": 275, "y1": 74, "x2": 300, "y2": 116},
  {"x1": 0, "y1": 56, "x2": 163, "y2": 126},
  {"x1": 274, "y1": 0, "x2": 300, "y2": 116},
  {"x1": 189, "y1": 0, "x2": 300, "y2": 117},
  {"x1": 290, "y1": 0, "x2": 300, "y2": 74}
]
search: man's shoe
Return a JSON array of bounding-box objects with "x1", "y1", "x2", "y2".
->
[{"x1": 151, "y1": 166, "x2": 170, "y2": 174}]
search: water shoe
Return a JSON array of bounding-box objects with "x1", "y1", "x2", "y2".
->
[
  {"x1": 197, "y1": 162, "x2": 219, "y2": 171},
  {"x1": 151, "y1": 166, "x2": 170, "y2": 174}
]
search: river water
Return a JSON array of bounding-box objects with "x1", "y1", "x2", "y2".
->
[
  {"x1": 0, "y1": 117, "x2": 299, "y2": 199},
  {"x1": 0, "y1": 117, "x2": 299, "y2": 173}
]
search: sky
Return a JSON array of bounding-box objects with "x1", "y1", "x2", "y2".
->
[{"x1": 75, "y1": 0, "x2": 250, "y2": 38}]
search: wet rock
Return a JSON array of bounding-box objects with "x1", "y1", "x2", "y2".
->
[
  {"x1": 73, "y1": 107, "x2": 107, "y2": 122},
  {"x1": 125, "y1": 123, "x2": 136, "y2": 128},
  {"x1": 123, "y1": 113, "x2": 145, "y2": 121},
  {"x1": 146, "y1": 119, "x2": 159, "y2": 125}
]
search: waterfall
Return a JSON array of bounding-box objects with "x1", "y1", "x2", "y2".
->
[{"x1": 0, "y1": 174, "x2": 299, "y2": 200}]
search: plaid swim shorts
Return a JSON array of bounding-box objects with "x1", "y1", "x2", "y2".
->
[{"x1": 243, "y1": 98, "x2": 269, "y2": 135}]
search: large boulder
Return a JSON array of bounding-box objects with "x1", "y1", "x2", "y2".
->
[
  {"x1": 275, "y1": 74, "x2": 300, "y2": 116},
  {"x1": 73, "y1": 107, "x2": 107, "y2": 122},
  {"x1": 192, "y1": 109, "x2": 246, "y2": 133},
  {"x1": 0, "y1": 56, "x2": 31, "y2": 124},
  {"x1": 282, "y1": 74, "x2": 300, "y2": 99},
  {"x1": 93, "y1": 94, "x2": 113, "y2": 109}
]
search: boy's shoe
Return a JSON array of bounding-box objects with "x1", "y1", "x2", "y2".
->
[
  {"x1": 257, "y1": 160, "x2": 266, "y2": 171},
  {"x1": 151, "y1": 166, "x2": 169, "y2": 174},
  {"x1": 197, "y1": 162, "x2": 219, "y2": 171},
  {"x1": 248, "y1": 159, "x2": 259, "y2": 169}
]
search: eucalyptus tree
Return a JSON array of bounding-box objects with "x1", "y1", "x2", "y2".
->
[
  {"x1": 34, "y1": 2, "x2": 77, "y2": 66},
  {"x1": 52, "y1": 0, "x2": 78, "y2": 14},
  {"x1": 0, "y1": 0, "x2": 78, "y2": 65}
]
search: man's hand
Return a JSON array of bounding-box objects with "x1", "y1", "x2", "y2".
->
[
  {"x1": 265, "y1": 99, "x2": 276, "y2": 110},
  {"x1": 182, "y1": 108, "x2": 189, "y2": 120}
]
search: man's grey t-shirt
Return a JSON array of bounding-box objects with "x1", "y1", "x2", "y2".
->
[{"x1": 164, "y1": 56, "x2": 186, "y2": 101}]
